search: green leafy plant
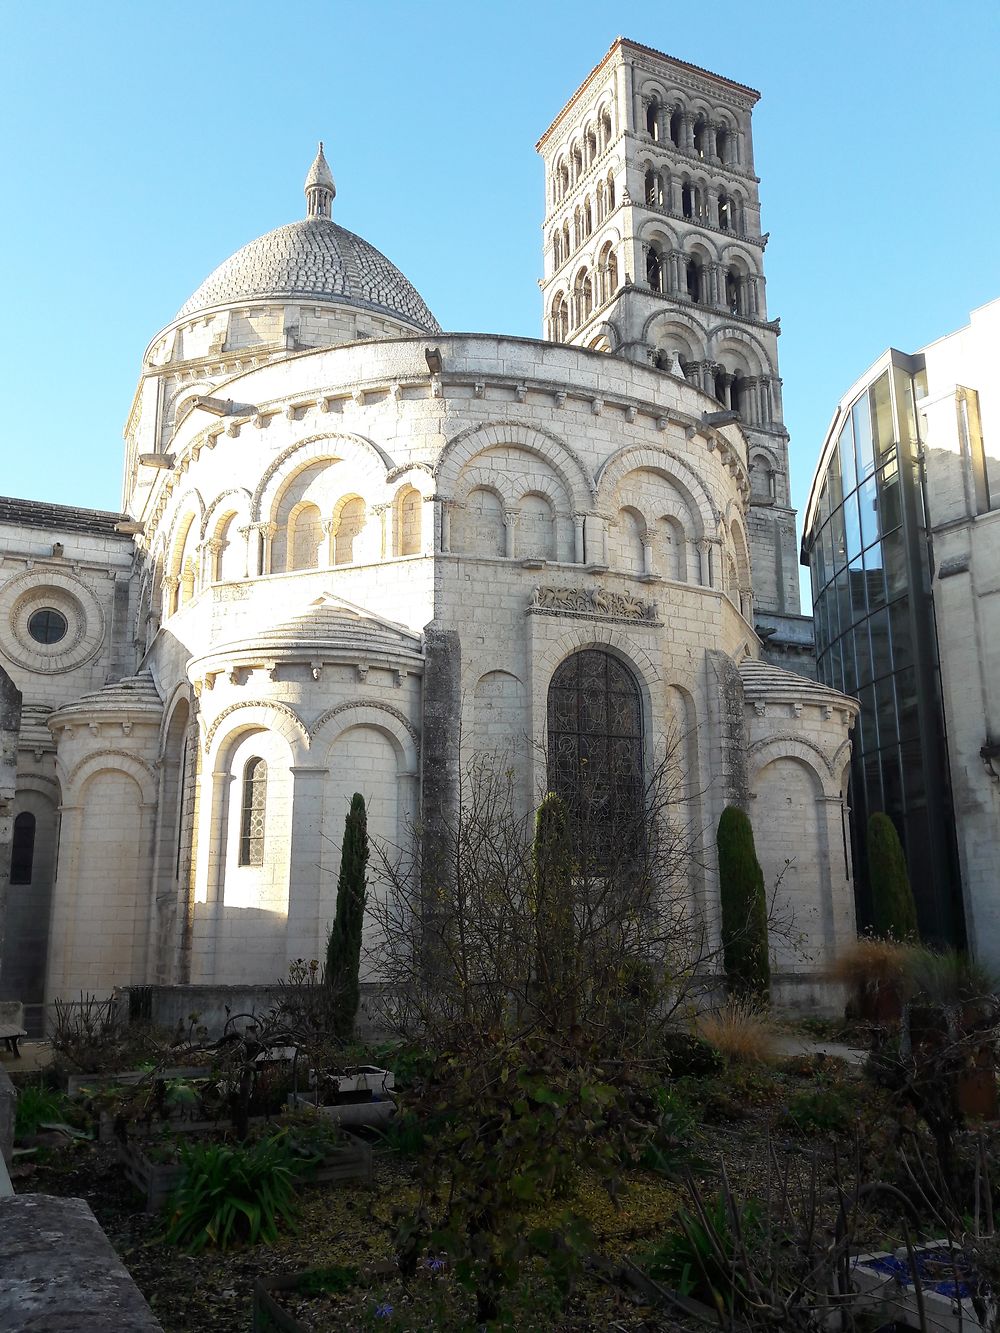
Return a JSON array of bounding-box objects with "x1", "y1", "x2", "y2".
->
[
  {"x1": 640, "y1": 1087, "x2": 705, "y2": 1179},
  {"x1": 14, "y1": 1082, "x2": 76, "y2": 1139},
  {"x1": 642, "y1": 1190, "x2": 762, "y2": 1310},
  {"x1": 717, "y1": 806, "x2": 770, "y2": 1001},
  {"x1": 661, "y1": 1030, "x2": 724, "y2": 1078},
  {"x1": 326, "y1": 792, "x2": 369, "y2": 1044},
  {"x1": 163, "y1": 1132, "x2": 302, "y2": 1252},
  {"x1": 782, "y1": 1082, "x2": 860, "y2": 1135},
  {"x1": 867, "y1": 812, "x2": 918, "y2": 941}
]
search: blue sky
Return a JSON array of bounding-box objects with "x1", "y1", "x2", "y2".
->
[{"x1": 3, "y1": 0, "x2": 998, "y2": 612}]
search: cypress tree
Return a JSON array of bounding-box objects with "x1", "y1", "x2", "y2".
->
[
  {"x1": 868, "y1": 812, "x2": 918, "y2": 941},
  {"x1": 717, "y1": 805, "x2": 770, "y2": 1001},
  {"x1": 326, "y1": 793, "x2": 369, "y2": 1044},
  {"x1": 532, "y1": 793, "x2": 576, "y2": 1030}
]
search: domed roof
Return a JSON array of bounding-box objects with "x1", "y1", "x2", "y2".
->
[{"x1": 175, "y1": 217, "x2": 441, "y2": 332}]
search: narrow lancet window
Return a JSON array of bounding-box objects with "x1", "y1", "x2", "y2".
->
[{"x1": 239, "y1": 757, "x2": 267, "y2": 867}]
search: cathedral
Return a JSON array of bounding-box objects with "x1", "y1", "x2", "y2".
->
[{"x1": 0, "y1": 39, "x2": 858, "y2": 1031}]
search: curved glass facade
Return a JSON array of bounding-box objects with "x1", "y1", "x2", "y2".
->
[{"x1": 803, "y1": 355, "x2": 963, "y2": 944}]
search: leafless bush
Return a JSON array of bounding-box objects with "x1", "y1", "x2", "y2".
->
[{"x1": 364, "y1": 734, "x2": 722, "y2": 1060}]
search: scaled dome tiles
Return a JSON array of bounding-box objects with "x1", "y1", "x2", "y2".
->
[{"x1": 175, "y1": 218, "x2": 441, "y2": 333}]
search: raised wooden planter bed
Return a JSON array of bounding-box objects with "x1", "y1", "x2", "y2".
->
[
  {"x1": 114, "y1": 1127, "x2": 372, "y2": 1213},
  {"x1": 287, "y1": 1092, "x2": 395, "y2": 1128},
  {"x1": 63, "y1": 1066, "x2": 213, "y2": 1098}
]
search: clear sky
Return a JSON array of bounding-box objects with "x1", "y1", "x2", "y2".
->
[{"x1": 3, "y1": 0, "x2": 998, "y2": 613}]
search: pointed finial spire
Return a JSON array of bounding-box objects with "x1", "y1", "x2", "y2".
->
[{"x1": 304, "y1": 141, "x2": 336, "y2": 220}]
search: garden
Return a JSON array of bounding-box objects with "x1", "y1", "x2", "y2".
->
[{"x1": 8, "y1": 784, "x2": 1000, "y2": 1332}]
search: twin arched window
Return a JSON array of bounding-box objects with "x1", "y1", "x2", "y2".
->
[
  {"x1": 546, "y1": 649, "x2": 643, "y2": 868},
  {"x1": 239, "y1": 757, "x2": 267, "y2": 867}
]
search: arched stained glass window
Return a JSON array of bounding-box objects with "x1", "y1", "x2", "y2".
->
[
  {"x1": 239, "y1": 757, "x2": 267, "y2": 867},
  {"x1": 546, "y1": 650, "x2": 643, "y2": 867},
  {"x1": 10, "y1": 811, "x2": 36, "y2": 885}
]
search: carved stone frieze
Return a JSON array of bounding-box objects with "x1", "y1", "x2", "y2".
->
[{"x1": 528, "y1": 584, "x2": 659, "y2": 625}]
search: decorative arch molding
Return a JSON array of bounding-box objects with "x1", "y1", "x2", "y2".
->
[
  {"x1": 832, "y1": 739, "x2": 853, "y2": 776},
  {"x1": 641, "y1": 305, "x2": 708, "y2": 345},
  {"x1": 537, "y1": 625, "x2": 662, "y2": 690},
  {"x1": 748, "y1": 735, "x2": 836, "y2": 783},
  {"x1": 164, "y1": 489, "x2": 207, "y2": 573},
  {"x1": 588, "y1": 319, "x2": 622, "y2": 354},
  {"x1": 63, "y1": 750, "x2": 158, "y2": 801},
  {"x1": 454, "y1": 470, "x2": 518, "y2": 511},
  {"x1": 637, "y1": 218, "x2": 680, "y2": 248},
  {"x1": 165, "y1": 381, "x2": 217, "y2": 434},
  {"x1": 311, "y1": 700, "x2": 419, "y2": 770},
  {"x1": 204, "y1": 699, "x2": 310, "y2": 753},
  {"x1": 434, "y1": 420, "x2": 596, "y2": 509},
  {"x1": 595, "y1": 445, "x2": 717, "y2": 534},
  {"x1": 15, "y1": 772, "x2": 61, "y2": 797},
  {"x1": 385, "y1": 460, "x2": 434, "y2": 487},
  {"x1": 705, "y1": 323, "x2": 775, "y2": 374},
  {"x1": 516, "y1": 475, "x2": 574, "y2": 515},
  {"x1": 748, "y1": 444, "x2": 781, "y2": 471},
  {"x1": 718, "y1": 241, "x2": 760, "y2": 271},
  {"x1": 158, "y1": 685, "x2": 195, "y2": 754},
  {"x1": 251, "y1": 432, "x2": 395, "y2": 522},
  {"x1": 201, "y1": 487, "x2": 253, "y2": 539}
]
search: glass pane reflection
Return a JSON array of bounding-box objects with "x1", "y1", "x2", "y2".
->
[{"x1": 853, "y1": 392, "x2": 875, "y2": 480}]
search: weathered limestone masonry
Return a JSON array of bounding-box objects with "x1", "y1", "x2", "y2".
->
[
  {"x1": 0, "y1": 666, "x2": 21, "y2": 1022},
  {"x1": 536, "y1": 38, "x2": 813, "y2": 671},
  {"x1": 0, "y1": 499, "x2": 133, "y2": 1031},
  {"x1": 0, "y1": 58, "x2": 859, "y2": 1019}
]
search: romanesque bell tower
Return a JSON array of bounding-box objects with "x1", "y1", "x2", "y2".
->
[{"x1": 537, "y1": 38, "x2": 804, "y2": 645}]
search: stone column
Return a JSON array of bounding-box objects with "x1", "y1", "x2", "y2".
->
[
  {"x1": 706, "y1": 123, "x2": 718, "y2": 160},
  {"x1": 322, "y1": 518, "x2": 337, "y2": 566},
  {"x1": 642, "y1": 540, "x2": 654, "y2": 576},
  {"x1": 697, "y1": 539, "x2": 712, "y2": 588},
  {"x1": 504, "y1": 511, "x2": 519, "y2": 559},
  {"x1": 260, "y1": 523, "x2": 277, "y2": 575},
  {"x1": 681, "y1": 112, "x2": 694, "y2": 152},
  {"x1": 439, "y1": 501, "x2": 452, "y2": 554},
  {"x1": 372, "y1": 502, "x2": 390, "y2": 560},
  {"x1": 573, "y1": 515, "x2": 585, "y2": 564},
  {"x1": 161, "y1": 575, "x2": 178, "y2": 619},
  {"x1": 668, "y1": 175, "x2": 680, "y2": 214}
]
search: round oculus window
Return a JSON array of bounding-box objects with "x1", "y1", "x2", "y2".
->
[{"x1": 27, "y1": 607, "x2": 68, "y2": 645}]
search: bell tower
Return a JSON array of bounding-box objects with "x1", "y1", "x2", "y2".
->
[{"x1": 537, "y1": 38, "x2": 802, "y2": 629}]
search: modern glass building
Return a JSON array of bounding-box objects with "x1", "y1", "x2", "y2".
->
[{"x1": 801, "y1": 351, "x2": 964, "y2": 945}]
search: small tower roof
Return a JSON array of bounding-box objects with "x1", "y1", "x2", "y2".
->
[{"x1": 304, "y1": 141, "x2": 336, "y2": 218}]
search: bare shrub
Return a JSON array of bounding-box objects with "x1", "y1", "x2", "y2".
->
[
  {"x1": 365, "y1": 736, "x2": 712, "y2": 1060},
  {"x1": 697, "y1": 998, "x2": 779, "y2": 1065}
]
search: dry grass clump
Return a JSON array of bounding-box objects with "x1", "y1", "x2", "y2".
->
[
  {"x1": 696, "y1": 998, "x2": 778, "y2": 1065},
  {"x1": 825, "y1": 935, "x2": 913, "y2": 991}
]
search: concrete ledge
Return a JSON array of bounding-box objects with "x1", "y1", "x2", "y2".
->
[
  {"x1": 113, "y1": 982, "x2": 394, "y2": 1041},
  {"x1": 0, "y1": 1194, "x2": 163, "y2": 1332}
]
